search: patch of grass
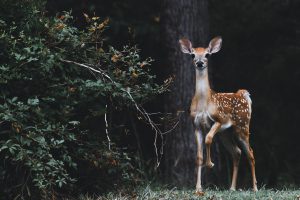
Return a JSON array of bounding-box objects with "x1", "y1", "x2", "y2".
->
[{"x1": 69, "y1": 186, "x2": 300, "y2": 200}]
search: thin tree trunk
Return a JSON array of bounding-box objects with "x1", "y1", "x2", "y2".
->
[{"x1": 161, "y1": 0, "x2": 209, "y2": 186}]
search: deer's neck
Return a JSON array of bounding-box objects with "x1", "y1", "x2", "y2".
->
[{"x1": 195, "y1": 68, "x2": 211, "y2": 108}]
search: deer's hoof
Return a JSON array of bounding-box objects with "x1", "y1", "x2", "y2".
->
[
  {"x1": 195, "y1": 189, "x2": 205, "y2": 196},
  {"x1": 206, "y1": 161, "x2": 214, "y2": 168}
]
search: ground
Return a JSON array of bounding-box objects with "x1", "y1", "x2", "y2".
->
[{"x1": 73, "y1": 187, "x2": 300, "y2": 200}]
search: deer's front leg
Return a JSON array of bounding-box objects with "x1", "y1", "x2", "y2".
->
[
  {"x1": 205, "y1": 122, "x2": 221, "y2": 168},
  {"x1": 195, "y1": 129, "x2": 204, "y2": 195}
]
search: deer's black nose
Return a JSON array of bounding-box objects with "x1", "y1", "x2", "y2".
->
[
  {"x1": 196, "y1": 61, "x2": 206, "y2": 70},
  {"x1": 191, "y1": 54, "x2": 195, "y2": 59},
  {"x1": 196, "y1": 62, "x2": 203, "y2": 68}
]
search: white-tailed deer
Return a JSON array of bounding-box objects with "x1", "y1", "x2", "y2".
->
[{"x1": 179, "y1": 37, "x2": 257, "y2": 195}]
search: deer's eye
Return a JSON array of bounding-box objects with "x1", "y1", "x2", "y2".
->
[{"x1": 191, "y1": 54, "x2": 195, "y2": 59}]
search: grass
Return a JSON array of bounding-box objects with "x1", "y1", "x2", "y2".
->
[{"x1": 73, "y1": 186, "x2": 300, "y2": 200}]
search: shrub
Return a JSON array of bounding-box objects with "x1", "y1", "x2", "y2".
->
[{"x1": 0, "y1": 0, "x2": 168, "y2": 199}]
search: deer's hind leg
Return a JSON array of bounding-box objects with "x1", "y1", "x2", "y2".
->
[
  {"x1": 219, "y1": 132, "x2": 241, "y2": 191},
  {"x1": 236, "y1": 129, "x2": 258, "y2": 192}
]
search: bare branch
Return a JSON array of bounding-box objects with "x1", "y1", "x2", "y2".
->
[
  {"x1": 104, "y1": 104, "x2": 111, "y2": 150},
  {"x1": 61, "y1": 59, "x2": 180, "y2": 167}
]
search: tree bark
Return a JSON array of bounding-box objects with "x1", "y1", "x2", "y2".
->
[{"x1": 161, "y1": 0, "x2": 209, "y2": 186}]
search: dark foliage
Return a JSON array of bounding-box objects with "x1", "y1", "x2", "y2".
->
[{"x1": 0, "y1": 0, "x2": 168, "y2": 199}]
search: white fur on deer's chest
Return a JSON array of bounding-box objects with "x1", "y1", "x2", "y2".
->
[{"x1": 194, "y1": 111, "x2": 211, "y2": 128}]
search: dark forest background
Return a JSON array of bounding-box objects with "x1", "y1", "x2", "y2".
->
[
  {"x1": 48, "y1": 0, "x2": 300, "y2": 188},
  {"x1": 0, "y1": 0, "x2": 300, "y2": 199}
]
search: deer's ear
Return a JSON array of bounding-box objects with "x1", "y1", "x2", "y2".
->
[
  {"x1": 208, "y1": 36, "x2": 222, "y2": 54},
  {"x1": 179, "y1": 38, "x2": 193, "y2": 54}
]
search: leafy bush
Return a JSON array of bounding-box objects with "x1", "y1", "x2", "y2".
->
[{"x1": 0, "y1": 0, "x2": 168, "y2": 199}]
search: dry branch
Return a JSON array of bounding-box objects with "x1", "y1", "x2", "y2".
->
[{"x1": 61, "y1": 59, "x2": 180, "y2": 167}]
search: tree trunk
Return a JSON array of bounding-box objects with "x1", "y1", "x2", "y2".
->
[{"x1": 161, "y1": 0, "x2": 209, "y2": 186}]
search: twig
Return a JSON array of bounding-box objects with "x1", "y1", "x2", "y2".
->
[
  {"x1": 61, "y1": 59, "x2": 113, "y2": 82},
  {"x1": 104, "y1": 104, "x2": 111, "y2": 150}
]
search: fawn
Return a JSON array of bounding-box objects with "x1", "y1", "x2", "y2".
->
[{"x1": 179, "y1": 37, "x2": 257, "y2": 195}]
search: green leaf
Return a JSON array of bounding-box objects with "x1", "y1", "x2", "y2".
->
[
  {"x1": 68, "y1": 121, "x2": 80, "y2": 125},
  {"x1": 27, "y1": 98, "x2": 39, "y2": 106}
]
